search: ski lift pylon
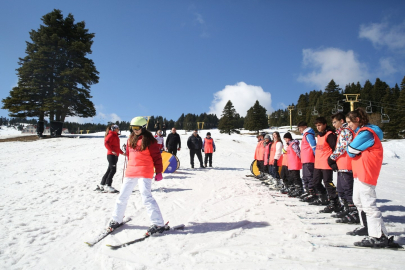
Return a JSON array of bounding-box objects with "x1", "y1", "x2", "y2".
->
[{"x1": 381, "y1": 107, "x2": 390, "y2": 123}]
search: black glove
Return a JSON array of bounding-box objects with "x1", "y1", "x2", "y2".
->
[
  {"x1": 327, "y1": 157, "x2": 338, "y2": 172},
  {"x1": 214, "y1": 149, "x2": 216, "y2": 152},
  {"x1": 202, "y1": 149, "x2": 204, "y2": 152},
  {"x1": 273, "y1": 159, "x2": 278, "y2": 166}
]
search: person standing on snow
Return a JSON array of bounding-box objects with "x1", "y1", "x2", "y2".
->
[
  {"x1": 268, "y1": 131, "x2": 283, "y2": 189},
  {"x1": 187, "y1": 130, "x2": 204, "y2": 168},
  {"x1": 298, "y1": 121, "x2": 317, "y2": 202},
  {"x1": 107, "y1": 117, "x2": 166, "y2": 236},
  {"x1": 154, "y1": 130, "x2": 165, "y2": 152},
  {"x1": 253, "y1": 132, "x2": 266, "y2": 178},
  {"x1": 261, "y1": 134, "x2": 273, "y2": 180},
  {"x1": 95, "y1": 124, "x2": 124, "y2": 193},
  {"x1": 327, "y1": 113, "x2": 358, "y2": 222},
  {"x1": 312, "y1": 117, "x2": 338, "y2": 209},
  {"x1": 283, "y1": 132, "x2": 303, "y2": 197},
  {"x1": 165, "y1": 128, "x2": 181, "y2": 156},
  {"x1": 202, "y1": 132, "x2": 216, "y2": 167},
  {"x1": 345, "y1": 108, "x2": 390, "y2": 247}
]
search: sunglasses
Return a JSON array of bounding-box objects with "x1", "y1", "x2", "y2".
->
[{"x1": 131, "y1": 126, "x2": 142, "y2": 131}]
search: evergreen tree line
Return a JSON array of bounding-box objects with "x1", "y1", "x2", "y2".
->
[{"x1": 268, "y1": 77, "x2": 405, "y2": 139}]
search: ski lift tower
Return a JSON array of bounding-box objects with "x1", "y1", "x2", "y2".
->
[
  {"x1": 343, "y1": 94, "x2": 360, "y2": 111},
  {"x1": 287, "y1": 105, "x2": 295, "y2": 130},
  {"x1": 142, "y1": 116, "x2": 151, "y2": 129},
  {"x1": 197, "y1": 122, "x2": 204, "y2": 130}
]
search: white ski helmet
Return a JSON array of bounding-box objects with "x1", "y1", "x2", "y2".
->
[{"x1": 130, "y1": 116, "x2": 148, "y2": 128}]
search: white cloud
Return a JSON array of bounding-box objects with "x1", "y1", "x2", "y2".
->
[
  {"x1": 208, "y1": 82, "x2": 273, "y2": 117},
  {"x1": 297, "y1": 48, "x2": 369, "y2": 89},
  {"x1": 359, "y1": 21, "x2": 405, "y2": 50},
  {"x1": 378, "y1": 57, "x2": 397, "y2": 76},
  {"x1": 194, "y1": 12, "x2": 209, "y2": 38},
  {"x1": 64, "y1": 104, "x2": 121, "y2": 124}
]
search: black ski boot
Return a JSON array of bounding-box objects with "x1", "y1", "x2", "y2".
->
[
  {"x1": 336, "y1": 205, "x2": 361, "y2": 224},
  {"x1": 280, "y1": 186, "x2": 290, "y2": 194},
  {"x1": 346, "y1": 211, "x2": 368, "y2": 235},
  {"x1": 289, "y1": 185, "x2": 303, "y2": 197},
  {"x1": 108, "y1": 220, "x2": 122, "y2": 231},
  {"x1": 354, "y1": 234, "x2": 389, "y2": 247},
  {"x1": 319, "y1": 197, "x2": 342, "y2": 213},
  {"x1": 301, "y1": 189, "x2": 316, "y2": 202},
  {"x1": 146, "y1": 224, "x2": 167, "y2": 236},
  {"x1": 308, "y1": 193, "x2": 328, "y2": 205},
  {"x1": 331, "y1": 199, "x2": 348, "y2": 218}
]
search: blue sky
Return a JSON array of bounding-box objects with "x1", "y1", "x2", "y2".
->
[{"x1": 1, "y1": 0, "x2": 405, "y2": 124}]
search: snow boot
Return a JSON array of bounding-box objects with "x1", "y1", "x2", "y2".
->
[
  {"x1": 346, "y1": 226, "x2": 369, "y2": 236},
  {"x1": 104, "y1": 186, "x2": 119, "y2": 193},
  {"x1": 191, "y1": 165, "x2": 194, "y2": 168},
  {"x1": 354, "y1": 235, "x2": 389, "y2": 248},
  {"x1": 289, "y1": 185, "x2": 303, "y2": 197},
  {"x1": 336, "y1": 205, "x2": 361, "y2": 224},
  {"x1": 146, "y1": 224, "x2": 167, "y2": 236},
  {"x1": 301, "y1": 189, "x2": 316, "y2": 202},
  {"x1": 331, "y1": 199, "x2": 348, "y2": 218},
  {"x1": 94, "y1": 185, "x2": 104, "y2": 192},
  {"x1": 279, "y1": 185, "x2": 290, "y2": 194},
  {"x1": 319, "y1": 197, "x2": 342, "y2": 213},
  {"x1": 209, "y1": 164, "x2": 212, "y2": 167},
  {"x1": 308, "y1": 193, "x2": 328, "y2": 205}
]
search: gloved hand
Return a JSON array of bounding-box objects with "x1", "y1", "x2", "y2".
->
[
  {"x1": 327, "y1": 157, "x2": 338, "y2": 172},
  {"x1": 202, "y1": 149, "x2": 204, "y2": 152},
  {"x1": 214, "y1": 149, "x2": 216, "y2": 152},
  {"x1": 273, "y1": 159, "x2": 278, "y2": 166},
  {"x1": 155, "y1": 173, "x2": 163, "y2": 181}
]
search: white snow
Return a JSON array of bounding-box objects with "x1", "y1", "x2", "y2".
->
[{"x1": 0, "y1": 128, "x2": 404, "y2": 269}]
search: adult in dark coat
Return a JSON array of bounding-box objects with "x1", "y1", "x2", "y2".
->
[
  {"x1": 187, "y1": 130, "x2": 204, "y2": 168},
  {"x1": 165, "y1": 128, "x2": 181, "y2": 156}
]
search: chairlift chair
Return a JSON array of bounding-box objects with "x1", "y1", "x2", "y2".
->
[
  {"x1": 297, "y1": 109, "x2": 302, "y2": 116},
  {"x1": 280, "y1": 112, "x2": 284, "y2": 117},
  {"x1": 337, "y1": 101, "x2": 344, "y2": 113},
  {"x1": 366, "y1": 102, "x2": 373, "y2": 114},
  {"x1": 381, "y1": 107, "x2": 390, "y2": 123},
  {"x1": 331, "y1": 105, "x2": 337, "y2": 114},
  {"x1": 311, "y1": 107, "x2": 318, "y2": 116}
]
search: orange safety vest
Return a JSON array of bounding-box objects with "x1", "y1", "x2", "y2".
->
[
  {"x1": 125, "y1": 139, "x2": 154, "y2": 179},
  {"x1": 204, "y1": 138, "x2": 214, "y2": 153},
  {"x1": 315, "y1": 131, "x2": 333, "y2": 170},
  {"x1": 264, "y1": 143, "x2": 271, "y2": 165},
  {"x1": 282, "y1": 151, "x2": 288, "y2": 167},
  {"x1": 351, "y1": 127, "x2": 383, "y2": 186},
  {"x1": 269, "y1": 141, "x2": 283, "y2": 166},
  {"x1": 287, "y1": 144, "x2": 302, "y2": 170},
  {"x1": 336, "y1": 128, "x2": 355, "y2": 171},
  {"x1": 301, "y1": 133, "x2": 315, "y2": 163},
  {"x1": 254, "y1": 141, "x2": 265, "y2": 160}
]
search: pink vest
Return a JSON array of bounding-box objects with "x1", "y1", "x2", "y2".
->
[
  {"x1": 287, "y1": 144, "x2": 302, "y2": 170},
  {"x1": 254, "y1": 141, "x2": 265, "y2": 160},
  {"x1": 301, "y1": 133, "x2": 315, "y2": 163},
  {"x1": 125, "y1": 139, "x2": 154, "y2": 179},
  {"x1": 269, "y1": 142, "x2": 283, "y2": 166},
  {"x1": 204, "y1": 138, "x2": 214, "y2": 153},
  {"x1": 264, "y1": 143, "x2": 271, "y2": 165}
]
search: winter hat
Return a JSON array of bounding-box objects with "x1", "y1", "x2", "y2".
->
[
  {"x1": 283, "y1": 132, "x2": 292, "y2": 140},
  {"x1": 207, "y1": 132, "x2": 211, "y2": 136},
  {"x1": 111, "y1": 125, "x2": 119, "y2": 131},
  {"x1": 264, "y1": 134, "x2": 271, "y2": 140}
]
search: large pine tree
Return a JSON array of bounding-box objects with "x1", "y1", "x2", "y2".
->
[
  {"x1": 244, "y1": 100, "x2": 268, "y2": 134},
  {"x1": 218, "y1": 100, "x2": 238, "y2": 135},
  {"x1": 2, "y1": 9, "x2": 99, "y2": 135}
]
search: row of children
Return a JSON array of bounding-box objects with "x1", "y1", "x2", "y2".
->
[{"x1": 253, "y1": 108, "x2": 393, "y2": 248}]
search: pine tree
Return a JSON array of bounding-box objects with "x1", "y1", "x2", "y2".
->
[
  {"x1": 2, "y1": 9, "x2": 99, "y2": 135},
  {"x1": 218, "y1": 100, "x2": 238, "y2": 135},
  {"x1": 322, "y1": 79, "x2": 343, "y2": 118},
  {"x1": 244, "y1": 100, "x2": 268, "y2": 134},
  {"x1": 397, "y1": 76, "x2": 405, "y2": 138}
]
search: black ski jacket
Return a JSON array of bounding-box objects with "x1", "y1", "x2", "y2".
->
[
  {"x1": 187, "y1": 134, "x2": 203, "y2": 150},
  {"x1": 166, "y1": 133, "x2": 181, "y2": 149}
]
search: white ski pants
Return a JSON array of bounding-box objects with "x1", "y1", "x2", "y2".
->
[
  {"x1": 352, "y1": 178, "x2": 388, "y2": 238},
  {"x1": 111, "y1": 177, "x2": 164, "y2": 226}
]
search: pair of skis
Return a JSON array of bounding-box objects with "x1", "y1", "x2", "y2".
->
[{"x1": 85, "y1": 219, "x2": 185, "y2": 249}]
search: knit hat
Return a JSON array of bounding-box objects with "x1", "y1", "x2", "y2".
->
[
  {"x1": 207, "y1": 132, "x2": 211, "y2": 136},
  {"x1": 264, "y1": 134, "x2": 271, "y2": 140},
  {"x1": 111, "y1": 125, "x2": 119, "y2": 131},
  {"x1": 283, "y1": 132, "x2": 292, "y2": 140}
]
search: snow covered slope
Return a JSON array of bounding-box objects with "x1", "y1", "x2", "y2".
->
[{"x1": 0, "y1": 129, "x2": 404, "y2": 269}]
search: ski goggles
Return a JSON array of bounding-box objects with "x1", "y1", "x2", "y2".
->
[{"x1": 130, "y1": 126, "x2": 142, "y2": 131}]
